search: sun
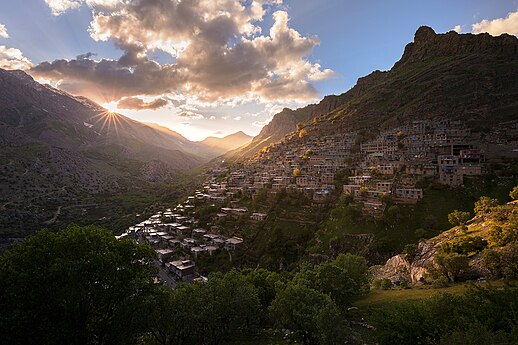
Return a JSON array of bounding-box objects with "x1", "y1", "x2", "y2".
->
[{"x1": 90, "y1": 109, "x2": 123, "y2": 137}]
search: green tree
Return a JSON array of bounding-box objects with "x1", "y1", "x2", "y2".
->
[
  {"x1": 441, "y1": 236, "x2": 488, "y2": 255},
  {"x1": 481, "y1": 241, "x2": 518, "y2": 279},
  {"x1": 488, "y1": 225, "x2": 518, "y2": 247},
  {"x1": 240, "y1": 268, "x2": 284, "y2": 319},
  {"x1": 448, "y1": 210, "x2": 471, "y2": 230},
  {"x1": 0, "y1": 224, "x2": 156, "y2": 345},
  {"x1": 201, "y1": 270, "x2": 261, "y2": 345},
  {"x1": 315, "y1": 303, "x2": 352, "y2": 345},
  {"x1": 143, "y1": 270, "x2": 262, "y2": 345},
  {"x1": 332, "y1": 253, "x2": 370, "y2": 294},
  {"x1": 269, "y1": 283, "x2": 348, "y2": 345},
  {"x1": 314, "y1": 262, "x2": 360, "y2": 310},
  {"x1": 143, "y1": 285, "x2": 201, "y2": 345},
  {"x1": 429, "y1": 252, "x2": 469, "y2": 282},
  {"x1": 293, "y1": 254, "x2": 369, "y2": 311}
]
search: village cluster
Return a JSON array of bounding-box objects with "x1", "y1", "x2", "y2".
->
[
  {"x1": 242, "y1": 118, "x2": 484, "y2": 216},
  {"x1": 117, "y1": 118, "x2": 485, "y2": 283},
  {"x1": 116, "y1": 196, "x2": 256, "y2": 282}
]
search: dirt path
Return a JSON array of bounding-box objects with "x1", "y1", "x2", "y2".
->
[{"x1": 44, "y1": 205, "x2": 62, "y2": 225}]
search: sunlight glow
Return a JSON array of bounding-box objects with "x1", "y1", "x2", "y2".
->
[{"x1": 90, "y1": 109, "x2": 123, "y2": 138}]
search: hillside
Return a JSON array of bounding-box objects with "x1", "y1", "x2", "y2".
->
[
  {"x1": 233, "y1": 95, "x2": 347, "y2": 159},
  {"x1": 373, "y1": 199, "x2": 518, "y2": 286},
  {"x1": 192, "y1": 26, "x2": 518, "y2": 272},
  {"x1": 234, "y1": 26, "x2": 518, "y2": 159},
  {"x1": 0, "y1": 69, "x2": 212, "y2": 249}
]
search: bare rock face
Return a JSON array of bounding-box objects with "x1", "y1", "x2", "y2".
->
[{"x1": 394, "y1": 26, "x2": 518, "y2": 69}]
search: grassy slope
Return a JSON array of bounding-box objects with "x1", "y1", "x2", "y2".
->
[
  {"x1": 353, "y1": 281, "x2": 501, "y2": 308},
  {"x1": 310, "y1": 175, "x2": 516, "y2": 262}
]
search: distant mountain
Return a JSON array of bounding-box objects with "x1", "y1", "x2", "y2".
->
[
  {"x1": 200, "y1": 131, "x2": 253, "y2": 155},
  {"x1": 234, "y1": 26, "x2": 518, "y2": 159},
  {"x1": 0, "y1": 69, "x2": 207, "y2": 168}
]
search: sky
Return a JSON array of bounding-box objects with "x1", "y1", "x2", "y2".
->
[{"x1": 0, "y1": 0, "x2": 517, "y2": 141}]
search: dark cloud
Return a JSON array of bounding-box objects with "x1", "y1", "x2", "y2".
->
[
  {"x1": 178, "y1": 111, "x2": 204, "y2": 120},
  {"x1": 117, "y1": 97, "x2": 169, "y2": 110},
  {"x1": 76, "y1": 52, "x2": 97, "y2": 60},
  {"x1": 31, "y1": 57, "x2": 183, "y2": 102}
]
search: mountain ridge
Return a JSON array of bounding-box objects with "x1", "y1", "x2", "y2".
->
[
  {"x1": 0, "y1": 69, "x2": 221, "y2": 248},
  {"x1": 233, "y1": 26, "x2": 518, "y2": 160}
]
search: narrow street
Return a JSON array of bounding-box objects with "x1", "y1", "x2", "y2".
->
[{"x1": 154, "y1": 260, "x2": 177, "y2": 288}]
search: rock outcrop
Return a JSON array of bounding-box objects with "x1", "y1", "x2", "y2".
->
[
  {"x1": 372, "y1": 206, "x2": 517, "y2": 286},
  {"x1": 394, "y1": 26, "x2": 518, "y2": 69}
]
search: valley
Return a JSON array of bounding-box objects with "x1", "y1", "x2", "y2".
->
[{"x1": 1, "y1": 20, "x2": 518, "y2": 345}]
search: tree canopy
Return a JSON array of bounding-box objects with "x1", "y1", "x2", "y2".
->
[{"x1": 0, "y1": 224, "x2": 156, "y2": 345}]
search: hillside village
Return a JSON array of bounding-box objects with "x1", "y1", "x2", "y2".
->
[
  {"x1": 247, "y1": 118, "x2": 485, "y2": 215},
  {"x1": 117, "y1": 117, "x2": 494, "y2": 282}
]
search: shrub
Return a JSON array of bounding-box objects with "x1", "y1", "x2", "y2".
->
[
  {"x1": 380, "y1": 278, "x2": 392, "y2": 290},
  {"x1": 440, "y1": 236, "x2": 488, "y2": 255},
  {"x1": 481, "y1": 241, "x2": 518, "y2": 279},
  {"x1": 428, "y1": 252, "x2": 470, "y2": 282},
  {"x1": 448, "y1": 210, "x2": 471, "y2": 230},
  {"x1": 474, "y1": 196, "x2": 499, "y2": 216}
]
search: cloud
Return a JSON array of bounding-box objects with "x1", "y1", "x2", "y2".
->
[
  {"x1": 34, "y1": 0, "x2": 333, "y2": 105},
  {"x1": 45, "y1": 0, "x2": 83, "y2": 16},
  {"x1": 76, "y1": 52, "x2": 97, "y2": 60},
  {"x1": 31, "y1": 56, "x2": 182, "y2": 102},
  {"x1": 233, "y1": 116, "x2": 242, "y2": 121},
  {"x1": 117, "y1": 97, "x2": 169, "y2": 110},
  {"x1": 0, "y1": 23, "x2": 8, "y2": 38},
  {"x1": 44, "y1": 0, "x2": 119, "y2": 16},
  {"x1": 178, "y1": 111, "x2": 204, "y2": 120},
  {"x1": 453, "y1": 25, "x2": 462, "y2": 33},
  {"x1": 472, "y1": 10, "x2": 518, "y2": 36},
  {"x1": 0, "y1": 46, "x2": 32, "y2": 70},
  {"x1": 209, "y1": 116, "x2": 216, "y2": 120},
  {"x1": 252, "y1": 116, "x2": 273, "y2": 127}
]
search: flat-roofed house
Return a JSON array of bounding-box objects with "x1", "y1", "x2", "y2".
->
[
  {"x1": 156, "y1": 249, "x2": 174, "y2": 263},
  {"x1": 167, "y1": 260, "x2": 195, "y2": 282},
  {"x1": 225, "y1": 237, "x2": 244, "y2": 250}
]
